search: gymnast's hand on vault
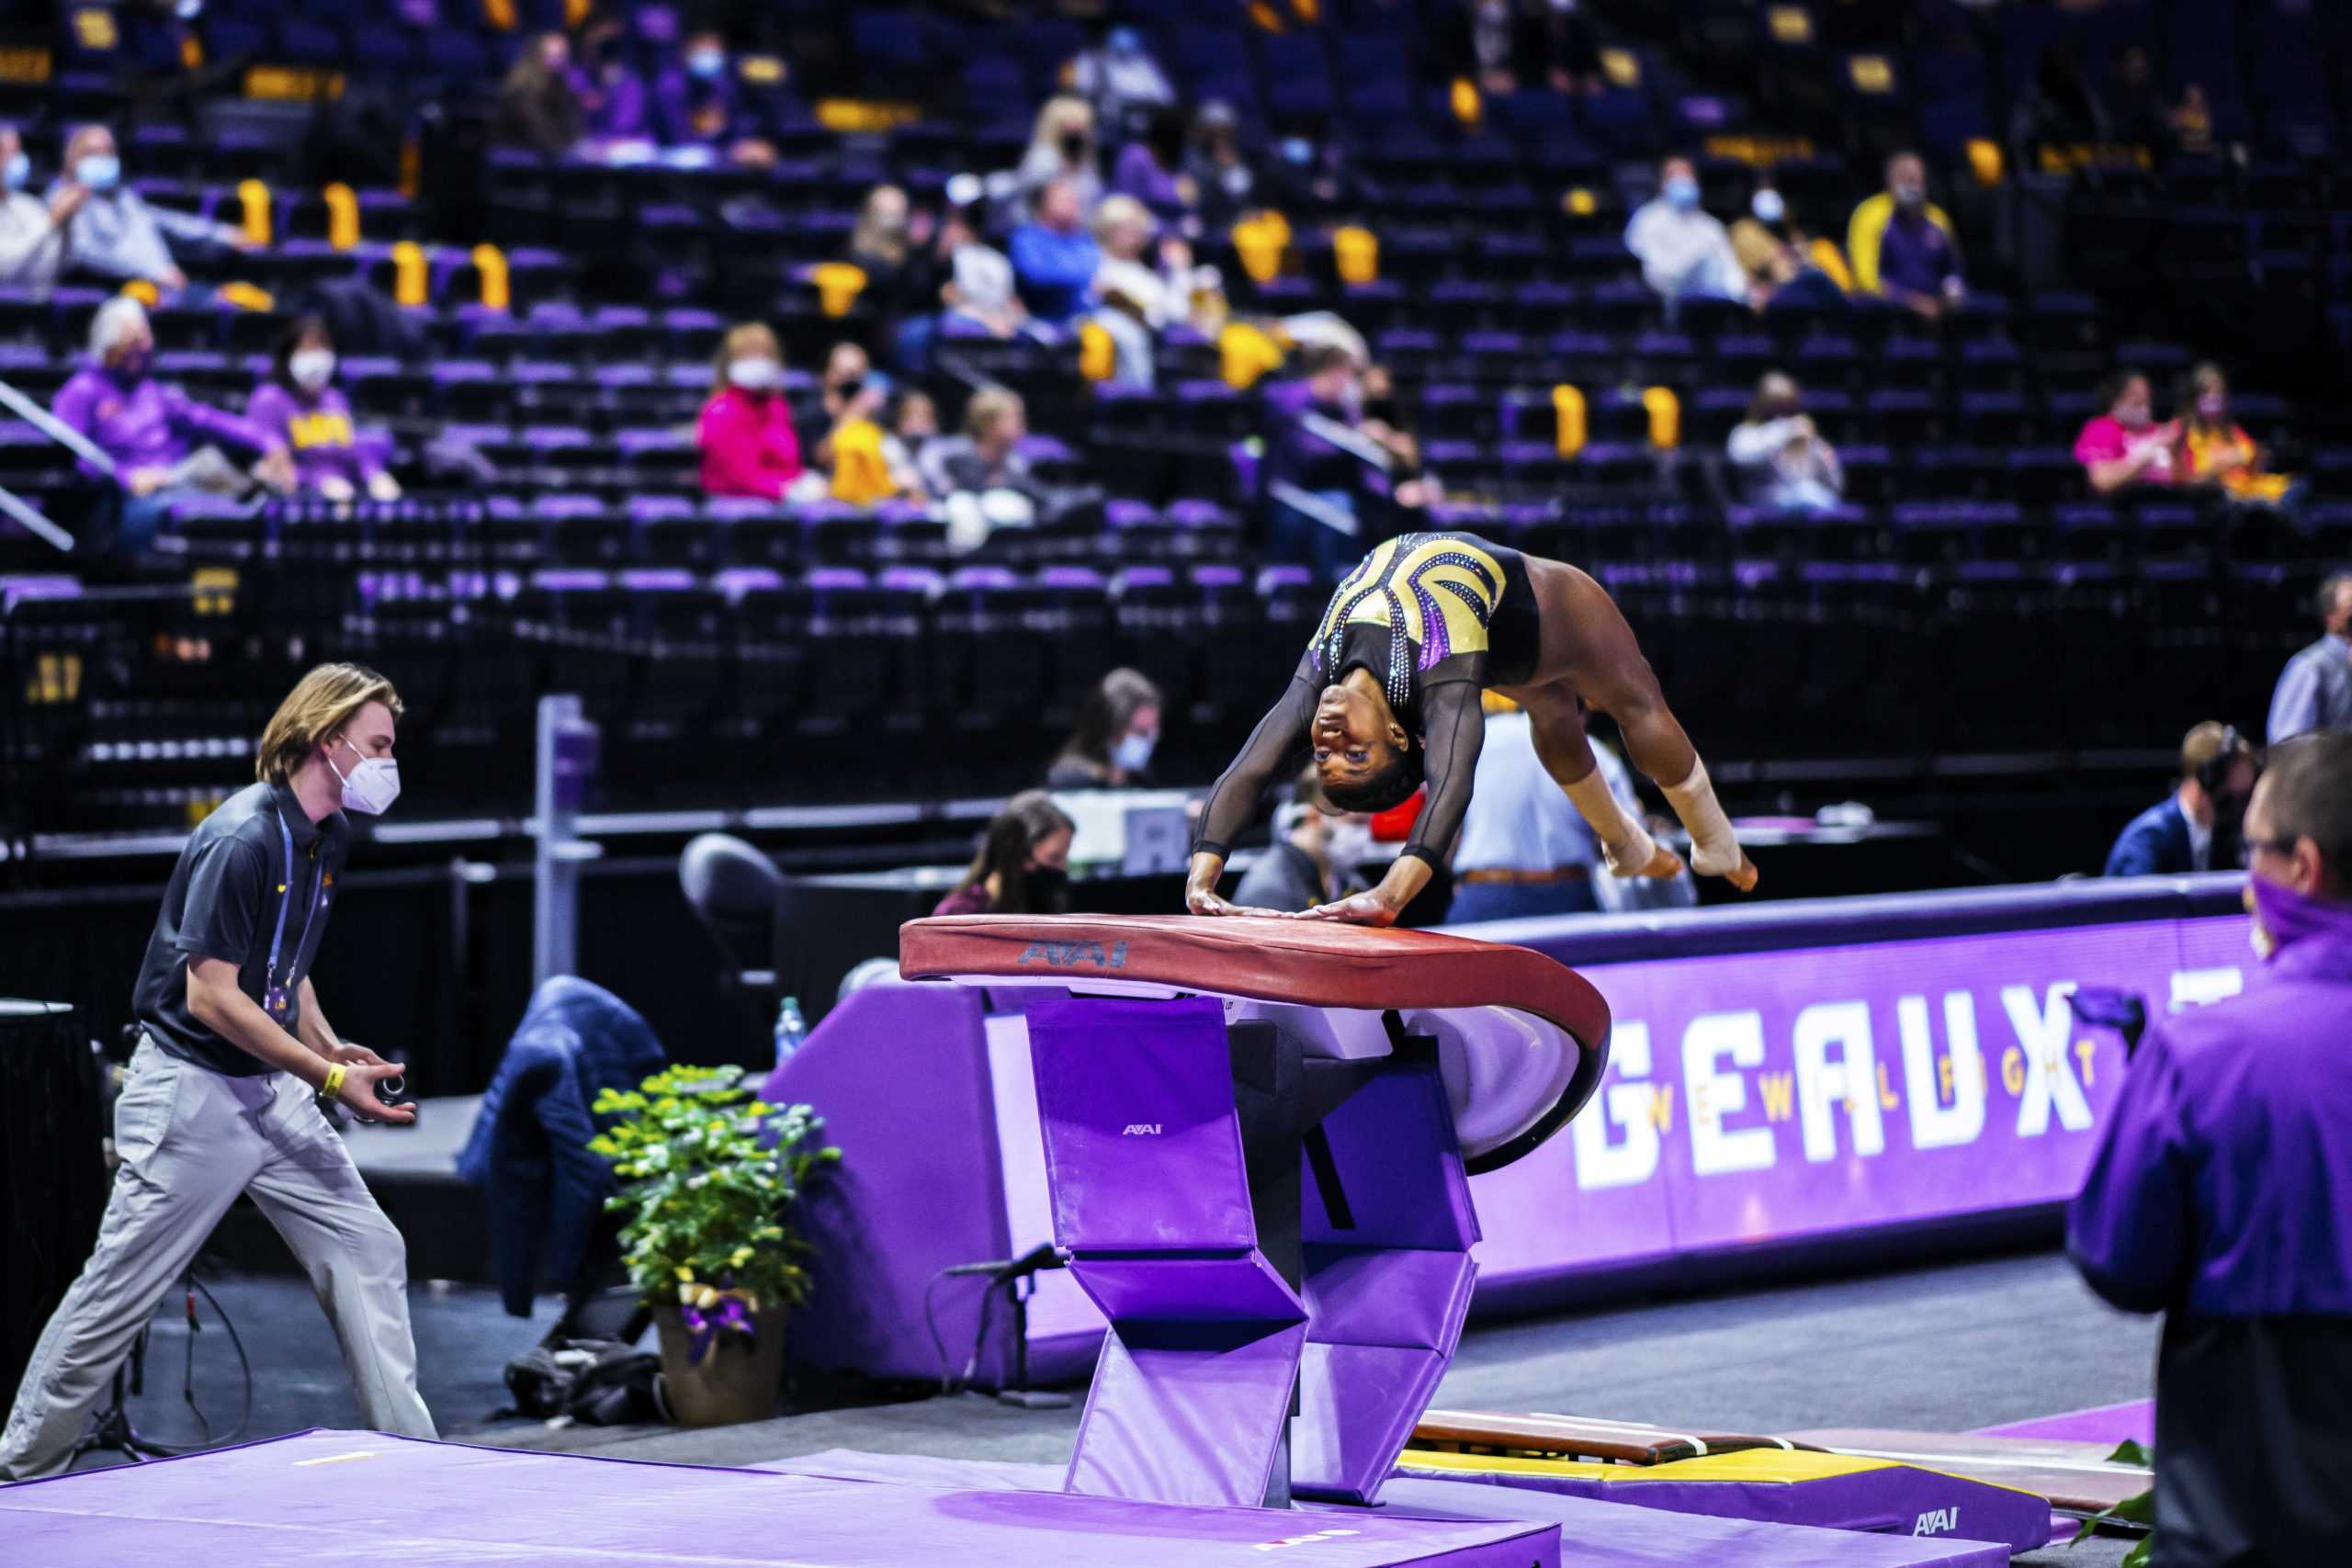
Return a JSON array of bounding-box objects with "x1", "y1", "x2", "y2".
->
[
  {"x1": 1289, "y1": 892, "x2": 1399, "y2": 927},
  {"x1": 1187, "y1": 886, "x2": 1283, "y2": 919}
]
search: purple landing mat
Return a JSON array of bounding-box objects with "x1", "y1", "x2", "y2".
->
[
  {"x1": 1973, "y1": 1399, "x2": 2153, "y2": 1447},
  {"x1": 0, "y1": 1431, "x2": 1557, "y2": 1568},
  {"x1": 758, "y1": 1452, "x2": 2008, "y2": 1568}
]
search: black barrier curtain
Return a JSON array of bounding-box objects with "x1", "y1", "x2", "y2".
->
[{"x1": 0, "y1": 999, "x2": 107, "y2": 1399}]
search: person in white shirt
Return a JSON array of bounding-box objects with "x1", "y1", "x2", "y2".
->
[
  {"x1": 1725, "y1": 370, "x2": 1844, "y2": 512},
  {"x1": 1623, "y1": 154, "x2": 1744, "y2": 314},
  {"x1": 0, "y1": 124, "x2": 80, "y2": 291},
  {"x1": 1088, "y1": 194, "x2": 1215, "y2": 389}
]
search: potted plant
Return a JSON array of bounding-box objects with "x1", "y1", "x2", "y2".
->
[{"x1": 589, "y1": 1064, "x2": 838, "y2": 1427}]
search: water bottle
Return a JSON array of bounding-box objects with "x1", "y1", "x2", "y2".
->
[{"x1": 773, "y1": 996, "x2": 808, "y2": 1070}]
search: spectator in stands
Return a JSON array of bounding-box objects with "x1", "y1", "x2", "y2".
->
[
  {"x1": 0, "y1": 123, "x2": 78, "y2": 291},
  {"x1": 573, "y1": 18, "x2": 652, "y2": 142},
  {"x1": 51, "y1": 125, "x2": 246, "y2": 292},
  {"x1": 1089, "y1": 194, "x2": 1194, "y2": 389},
  {"x1": 2177, "y1": 363, "x2": 2296, "y2": 508},
  {"x1": 1232, "y1": 769, "x2": 1375, "y2": 915},
  {"x1": 1016, "y1": 96, "x2": 1102, "y2": 216},
  {"x1": 56, "y1": 299, "x2": 293, "y2": 552},
  {"x1": 1450, "y1": 0, "x2": 1603, "y2": 96},
  {"x1": 1047, "y1": 669, "x2": 1162, "y2": 790},
  {"x1": 1729, "y1": 180, "x2": 1846, "y2": 310},
  {"x1": 695, "y1": 321, "x2": 802, "y2": 502},
  {"x1": 1726, "y1": 371, "x2": 1843, "y2": 513},
  {"x1": 492, "y1": 32, "x2": 584, "y2": 157},
  {"x1": 933, "y1": 790, "x2": 1074, "y2": 917},
  {"x1": 1010, "y1": 176, "x2": 1102, "y2": 330},
  {"x1": 2102, "y1": 721, "x2": 2257, "y2": 877},
  {"x1": 1262, "y1": 343, "x2": 1391, "y2": 580},
  {"x1": 1112, "y1": 106, "x2": 1197, "y2": 231},
  {"x1": 812, "y1": 341, "x2": 922, "y2": 504},
  {"x1": 1186, "y1": 102, "x2": 1255, "y2": 233},
  {"x1": 1623, "y1": 154, "x2": 1744, "y2": 315},
  {"x1": 924, "y1": 387, "x2": 1045, "y2": 551},
  {"x1": 1068, "y1": 22, "x2": 1175, "y2": 141},
  {"x1": 245, "y1": 316, "x2": 398, "y2": 502},
  {"x1": 2068, "y1": 731, "x2": 2352, "y2": 1567},
  {"x1": 937, "y1": 194, "x2": 1029, "y2": 340},
  {"x1": 2107, "y1": 44, "x2": 2178, "y2": 161},
  {"x1": 2268, "y1": 572, "x2": 2352, "y2": 744},
  {"x1": 2075, "y1": 370, "x2": 2180, "y2": 494},
  {"x1": 848, "y1": 184, "x2": 941, "y2": 370},
  {"x1": 1847, "y1": 152, "x2": 1965, "y2": 319},
  {"x1": 1360, "y1": 364, "x2": 1439, "y2": 516},
  {"x1": 654, "y1": 29, "x2": 776, "y2": 165}
]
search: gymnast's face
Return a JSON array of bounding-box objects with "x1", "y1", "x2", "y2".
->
[{"x1": 1311, "y1": 682, "x2": 1408, "y2": 793}]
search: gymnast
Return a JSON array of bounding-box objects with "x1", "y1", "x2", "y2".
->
[{"x1": 1187, "y1": 531, "x2": 1758, "y2": 925}]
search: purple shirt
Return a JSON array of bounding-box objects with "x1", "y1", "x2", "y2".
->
[
  {"x1": 1876, "y1": 209, "x2": 1959, "y2": 300},
  {"x1": 246, "y1": 381, "x2": 380, "y2": 491},
  {"x1": 1112, "y1": 142, "x2": 1187, "y2": 224},
  {"x1": 2068, "y1": 915, "x2": 2352, "y2": 1317},
  {"x1": 52, "y1": 362, "x2": 274, "y2": 482}
]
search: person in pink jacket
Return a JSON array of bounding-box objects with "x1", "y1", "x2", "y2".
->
[{"x1": 696, "y1": 321, "x2": 802, "y2": 501}]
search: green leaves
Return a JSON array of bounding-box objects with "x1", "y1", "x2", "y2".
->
[{"x1": 589, "y1": 1063, "x2": 840, "y2": 1312}]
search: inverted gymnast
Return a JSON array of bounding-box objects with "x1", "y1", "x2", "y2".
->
[{"x1": 1187, "y1": 532, "x2": 1758, "y2": 925}]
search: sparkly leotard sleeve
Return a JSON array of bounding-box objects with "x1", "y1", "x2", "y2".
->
[{"x1": 1194, "y1": 533, "x2": 1525, "y2": 869}]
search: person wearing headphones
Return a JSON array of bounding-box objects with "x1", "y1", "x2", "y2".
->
[
  {"x1": 2103, "y1": 720, "x2": 2258, "y2": 877},
  {"x1": 0, "y1": 665, "x2": 435, "y2": 1479}
]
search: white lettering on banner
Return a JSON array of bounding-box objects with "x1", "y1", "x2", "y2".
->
[
  {"x1": 1897, "y1": 992, "x2": 1986, "y2": 1150},
  {"x1": 2001, "y1": 982, "x2": 2093, "y2": 1134},
  {"x1": 1792, "y1": 1000, "x2": 1884, "y2": 1163},
  {"x1": 1683, "y1": 1011, "x2": 1776, "y2": 1175},
  {"x1": 2169, "y1": 966, "x2": 2243, "y2": 1011},
  {"x1": 1573, "y1": 1021, "x2": 1659, "y2": 1189}
]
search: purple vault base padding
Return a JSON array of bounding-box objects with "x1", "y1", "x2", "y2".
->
[{"x1": 0, "y1": 1430, "x2": 1560, "y2": 1568}]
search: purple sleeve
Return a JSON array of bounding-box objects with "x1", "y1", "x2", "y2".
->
[
  {"x1": 2065, "y1": 1025, "x2": 2193, "y2": 1313},
  {"x1": 245, "y1": 380, "x2": 292, "y2": 439},
  {"x1": 165, "y1": 385, "x2": 277, "y2": 457},
  {"x1": 51, "y1": 372, "x2": 111, "y2": 481}
]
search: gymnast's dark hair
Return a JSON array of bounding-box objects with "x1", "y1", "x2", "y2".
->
[
  {"x1": 954, "y1": 788, "x2": 1075, "y2": 914},
  {"x1": 1319, "y1": 744, "x2": 1424, "y2": 817}
]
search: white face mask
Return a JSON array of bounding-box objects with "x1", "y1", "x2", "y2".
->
[
  {"x1": 289, "y1": 349, "x2": 335, "y2": 390},
  {"x1": 328, "y1": 735, "x2": 401, "y2": 816},
  {"x1": 728, "y1": 356, "x2": 781, "y2": 391},
  {"x1": 1112, "y1": 731, "x2": 1157, "y2": 773}
]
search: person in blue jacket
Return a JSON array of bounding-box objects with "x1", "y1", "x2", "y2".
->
[
  {"x1": 1008, "y1": 176, "x2": 1101, "y2": 328},
  {"x1": 2103, "y1": 721, "x2": 2256, "y2": 876}
]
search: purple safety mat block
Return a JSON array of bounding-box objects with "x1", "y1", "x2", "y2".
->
[
  {"x1": 1, "y1": 1431, "x2": 1556, "y2": 1567},
  {"x1": 1972, "y1": 1399, "x2": 2153, "y2": 1447},
  {"x1": 756, "y1": 1452, "x2": 2009, "y2": 1567}
]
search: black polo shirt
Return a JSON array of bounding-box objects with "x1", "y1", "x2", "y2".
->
[{"x1": 131, "y1": 780, "x2": 351, "y2": 1077}]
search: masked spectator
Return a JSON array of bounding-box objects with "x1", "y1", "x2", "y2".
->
[
  {"x1": 2268, "y1": 572, "x2": 2352, "y2": 744},
  {"x1": 1186, "y1": 102, "x2": 1256, "y2": 232},
  {"x1": 1011, "y1": 176, "x2": 1102, "y2": 328},
  {"x1": 1848, "y1": 151, "x2": 1965, "y2": 319},
  {"x1": 1016, "y1": 96, "x2": 1102, "y2": 217},
  {"x1": 655, "y1": 30, "x2": 776, "y2": 165},
  {"x1": 1624, "y1": 154, "x2": 1744, "y2": 313},
  {"x1": 1232, "y1": 768, "x2": 1376, "y2": 915},
  {"x1": 51, "y1": 125, "x2": 246, "y2": 292},
  {"x1": 1729, "y1": 180, "x2": 1846, "y2": 310},
  {"x1": 493, "y1": 32, "x2": 584, "y2": 157},
  {"x1": 2075, "y1": 369, "x2": 2180, "y2": 494},
  {"x1": 1068, "y1": 23, "x2": 1175, "y2": 141},
  {"x1": 696, "y1": 321, "x2": 802, "y2": 502},
  {"x1": 245, "y1": 315, "x2": 397, "y2": 502},
  {"x1": 1727, "y1": 371, "x2": 1844, "y2": 513},
  {"x1": 937, "y1": 197, "x2": 1028, "y2": 339},
  {"x1": 2177, "y1": 363, "x2": 2295, "y2": 507},
  {"x1": 54, "y1": 298, "x2": 293, "y2": 551},
  {"x1": 848, "y1": 183, "x2": 941, "y2": 370},
  {"x1": 0, "y1": 123, "x2": 78, "y2": 291},
  {"x1": 933, "y1": 790, "x2": 1074, "y2": 916},
  {"x1": 1048, "y1": 669, "x2": 1162, "y2": 790},
  {"x1": 812, "y1": 342, "x2": 921, "y2": 505},
  {"x1": 2103, "y1": 722, "x2": 2258, "y2": 876}
]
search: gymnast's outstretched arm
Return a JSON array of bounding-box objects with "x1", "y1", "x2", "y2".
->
[{"x1": 1187, "y1": 664, "x2": 1320, "y2": 915}]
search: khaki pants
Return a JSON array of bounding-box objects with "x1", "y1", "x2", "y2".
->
[{"x1": 0, "y1": 1036, "x2": 435, "y2": 1480}]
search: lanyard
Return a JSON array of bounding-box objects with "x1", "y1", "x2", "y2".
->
[{"x1": 264, "y1": 807, "x2": 324, "y2": 1019}]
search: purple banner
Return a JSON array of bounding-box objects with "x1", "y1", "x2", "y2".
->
[{"x1": 1466, "y1": 914, "x2": 2253, "y2": 1289}]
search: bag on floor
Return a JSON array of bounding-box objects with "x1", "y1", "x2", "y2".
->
[{"x1": 503, "y1": 1337, "x2": 666, "y2": 1425}]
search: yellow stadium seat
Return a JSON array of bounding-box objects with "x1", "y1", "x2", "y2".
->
[
  {"x1": 1332, "y1": 225, "x2": 1378, "y2": 287},
  {"x1": 1551, "y1": 385, "x2": 1587, "y2": 458},
  {"x1": 323, "y1": 183, "x2": 359, "y2": 250},
  {"x1": 1643, "y1": 386, "x2": 1681, "y2": 449},
  {"x1": 237, "y1": 179, "x2": 271, "y2": 248},
  {"x1": 810, "y1": 262, "x2": 868, "y2": 318},
  {"x1": 470, "y1": 243, "x2": 510, "y2": 310}
]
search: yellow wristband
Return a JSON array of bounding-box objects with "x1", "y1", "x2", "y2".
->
[{"x1": 321, "y1": 1063, "x2": 347, "y2": 1100}]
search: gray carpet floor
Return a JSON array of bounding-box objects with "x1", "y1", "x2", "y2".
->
[{"x1": 67, "y1": 1247, "x2": 2154, "y2": 1564}]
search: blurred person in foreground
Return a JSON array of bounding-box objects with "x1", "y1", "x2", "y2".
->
[
  {"x1": 696, "y1": 321, "x2": 802, "y2": 502},
  {"x1": 1847, "y1": 151, "x2": 1965, "y2": 319},
  {"x1": 246, "y1": 314, "x2": 399, "y2": 502},
  {"x1": 1726, "y1": 370, "x2": 1843, "y2": 513},
  {"x1": 1230, "y1": 767, "x2": 1376, "y2": 915},
  {"x1": 2069, "y1": 731, "x2": 2352, "y2": 1566},
  {"x1": 1046, "y1": 669, "x2": 1162, "y2": 790},
  {"x1": 1187, "y1": 532, "x2": 1757, "y2": 927},
  {"x1": 52, "y1": 123, "x2": 250, "y2": 292},
  {"x1": 1623, "y1": 153, "x2": 1744, "y2": 313},
  {"x1": 933, "y1": 790, "x2": 1075, "y2": 917},
  {"x1": 0, "y1": 122, "x2": 80, "y2": 290},
  {"x1": 2103, "y1": 721, "x2": 2258, "y2": 877},
  {"x1": 2267, "y1": 571, "x2": 2352, "y2": 744},
  {"x1": 0, "y1": 664, "x2": 433, "y2": 1481},
  {"x1": 57, "y1": 298, "x2": 293, "y2": 551},
  {"x1": 2075, "y1": 368, "x2": 2179, "y2": 494}
]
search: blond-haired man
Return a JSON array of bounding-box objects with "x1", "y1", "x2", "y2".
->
[{"x1": 0, "y1": 664, "x2": 435, "y2": 1480}]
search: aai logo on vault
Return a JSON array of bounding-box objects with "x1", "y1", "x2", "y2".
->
[{"x1": 1016, "y1": 940, "x2": 1129, "y2": 970}]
